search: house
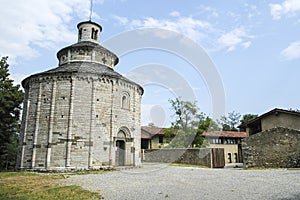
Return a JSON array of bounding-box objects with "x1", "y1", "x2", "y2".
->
[
  {"x1": 202, "y1": 131, "x2": 248, "y2": 164},
  {"x1": 239, "y1": 108, "x2": 300, "y2": 135},
  {"x1": 239, "y1": 108, "x2": 300, "y2": 168},
  {"x1": 141, "y1": 126, "x2": 166, "y2": 149}
]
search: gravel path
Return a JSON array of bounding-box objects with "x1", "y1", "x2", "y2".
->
[{"x1": 64, "y1": 163, "x2": 300, "y2": 200}]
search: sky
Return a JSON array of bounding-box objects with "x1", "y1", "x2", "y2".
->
[{"x1": 1, "y1": 0, "x2": 300, "y2": 127}]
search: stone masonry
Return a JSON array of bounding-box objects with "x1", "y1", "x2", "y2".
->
[
  {"x1": 16, "y1": 21, "x2": 143, "y2": 170},
  {"x1": 242, "y1": 127, "x2": 300, "y2": 168},
  {"x1": 142, "y1": 148, "x2": 225, "y2": 168}
]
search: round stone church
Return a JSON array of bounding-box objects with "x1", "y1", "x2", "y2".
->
[{"x1": 17, "y1": 21, "x2": 143, "y2": 170}]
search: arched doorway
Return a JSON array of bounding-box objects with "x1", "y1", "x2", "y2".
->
[
  {"x1": 116, "y1": 140, "x2": 125, "y2": 166},
  {"x1": 116, "y1": 130, "x2": 126, "y2": 166}
]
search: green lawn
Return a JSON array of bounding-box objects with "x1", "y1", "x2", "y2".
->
[{"x1": 0, "y1": 172, "x2": 102, "y2": 200}]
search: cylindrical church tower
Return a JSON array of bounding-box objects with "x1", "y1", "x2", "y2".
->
[{"x1": 17, "y1": 21, "x2": 143, "y2": 171}]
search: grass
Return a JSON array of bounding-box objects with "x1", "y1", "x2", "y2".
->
[
  {"x1": 0, "y1": 172, "x2": 102, "y2": 200},
  {"x1": 170, "y1": 163, "x2": 209, "y2": 168},
  {"x1": 243, "y1": 167, "x2": 287, "y2": 170}
]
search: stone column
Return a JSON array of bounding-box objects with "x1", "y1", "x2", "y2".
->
[
  {"x1": 66, "y1": 78, "x2": 74, "y2": 167},
  {"x1": 88, "y1": 78, "x2": 95, "y2": 168},
  {"x1": 46, "y1": 81, "x2": 56, "y2": 169},
  {"x1": 31, "y1": 83, "x2": 42, "y2": 169},
  {"x1": 108, "y1": 80, "x2": 114, "y2": 167}
]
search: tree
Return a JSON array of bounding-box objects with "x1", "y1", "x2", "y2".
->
[
  {"x1": 169, "y1": 98, "x2": 199, "y2": 130},
  {"x1": 239, "y1": 114, "x2": 258, "y2": 131},
  {"x1": 167, "y1": 98, "x2": 199, "y2": 148},
  {"x1": 167, "y1": 98, "x2": 218, "y2": 148},
  {"x1": 163, "y1": 128, "x2": 176, "y2": 144},
  {"x1": 219, "y1": 111, "x2": 241, "y2": 131},
  {"x1": 0, "y1": 56, "x2": 24, "y2": 170},
  {"x1": 192, "y1": 113, "x2": 219, "y2": 147},
  {"x1": 240, "y1": 114, "x2": 258, "y2": 124}
]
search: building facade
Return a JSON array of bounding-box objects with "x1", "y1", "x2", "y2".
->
[
  {"x1": 141, "y1": 126, "x2": 166, "y2": 149},
  {"x1": 17, "y1": 21, "x2": 143, "y2": 170},
  {"x1": 239, "y1": 108, "x2": 300, "y2": 135},
  {"x1": 202, "y1": 131, "x2": 248, "y2": 164},
  {"x1": 240, "y1": 108, "x2": 300, "y2": 168}
]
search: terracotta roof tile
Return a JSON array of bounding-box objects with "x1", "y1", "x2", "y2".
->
[
  {"x1": 202, "y1": 131, "x2": 248, "y2": 138},
  {"x1": 141, "y1": 126, "x2": 177, "y2": 139},
  {"x1": 142, "y1": 126, "x2": 164, "y2": 135}
]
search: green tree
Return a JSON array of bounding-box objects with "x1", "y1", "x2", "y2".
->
[
  {"x1": 167, "y1": 98, "x2": 218, "y2": 148},
  {"x1": 240, "y1": 114, "x2": 258, "y2": 124},
  {"x1": 163, "y1": 128, "x2": 176, "y2": 143},
  {"x1": 169, "y1": 98, "x2": 199, "y2": 130},
  {"x1": 190, "y1": 113, "x2": 219, "y2": 147},
  {"x1": 0, "y1": 56, "x2": 24, "y2": 170},
  {"x1": 239, "y1": 114, "x2": 258, "y2": 131},
  {"x1": 220, "y1": 111, "x2": 241, "y2": 131}
]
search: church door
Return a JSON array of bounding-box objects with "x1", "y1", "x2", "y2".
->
[{"x1": 116, "y1": 140, "x2": 125, "y2": 166}]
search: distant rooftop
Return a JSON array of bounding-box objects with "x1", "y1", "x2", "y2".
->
[{"x1": 202, "y1": 131, "x2": 248, "y2": 138}]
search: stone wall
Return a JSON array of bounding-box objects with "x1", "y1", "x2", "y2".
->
[
  {"x1": 142, "y1": 148, "x2": 224, "y2": 168},
  {"x1": 242, "y1": 127, "x2": 300, "y2": 168},
  {"x1": 18, "y1": 73, "x2": 143, "y2": 170}
]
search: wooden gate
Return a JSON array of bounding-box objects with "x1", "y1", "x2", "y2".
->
[{"x1": 211, "y1": 148, "x2": 225, "y2": 168}]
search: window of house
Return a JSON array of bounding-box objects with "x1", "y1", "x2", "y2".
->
[
  {"x1": 158, "y1": 135, "x2": 164, "y2": 144},
  {"x1": 228, "y1": 153, "x2": 232, "y2": 163},
  {"x1": 234, "y1": 153, "x2": 238, "y2": 163},
  {"x1": 226, "y1": 138, "x2": 237, "y2": 144},
  {"x1": 212, "y1": 138, "x2": 222, "y2": 144}
]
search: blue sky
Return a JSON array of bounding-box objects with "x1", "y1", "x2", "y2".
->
[{"x1": 1, "y1": 0, "x2": 300, "y2": 127}]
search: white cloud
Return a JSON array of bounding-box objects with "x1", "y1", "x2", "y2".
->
[
  {"x1": 281, "y1": 41, "x2": 300, "y2": 60},
  {"x1": 218, "y1": 27, "x2": 253, "y2": 52},
  {"x1": 270, "y1": 0, "x2": 300, "y2": 20},
  {"x1": 198, "y1": 5, "x2": 219, "y2": 18},
  {"x1": 113, "y1": 15, "x2": 129, "y2": 25},
  {"x1": 0, "y1": 0, "x2": 102, "y2": 64},
  {"x1": 9, "y1": 73, "x2": 29, "y2": 87},
  {"x1": 169, "y1": 11, "x2": 181, "y2": 17},
  {"x1": 113, "y1": 13, "x2": 255, "y2": 52},
  {"x1": 114, "y1": 15, "x2": 213, "y2": 43},
  {"x1": 242, "y1": 41, "x2": 252, "y2": 49}
]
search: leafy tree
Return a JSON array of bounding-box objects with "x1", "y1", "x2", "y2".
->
[
  {"x1": 167, "y1": 98, "x2": 218, "y2": 148},
  {"x1": 0, "y1": 56, "x2": 24, "y2": 170},
  {"x1": 192, "y1": 113, "x2": 219, "y2": 147},
  {"x1": 167, "y1": 98, "x2": 199, "y2": 148},
  {"x1": 239, "y1": 114, "x2": 258, "y2": 131},
  {"x1": 163, "y1": 128, "x2": 176, "y2": 143},
  {"x1": 219, "y1": 111, "x2": 241, "y2": 131},
  {"x1": 240, "y1": 114, "x2": 258, "y2": 124},
  {"x1": 169, "y1": 98, "x2": 199, "y2": 130}
]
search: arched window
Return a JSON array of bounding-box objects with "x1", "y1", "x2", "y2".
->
[
  {"x1": 121, "y1": 92, "x2": 130, "y2": 109},
  {"x1": 91, "y1": 28, "x2": 98, "y2": 40},
  {"x1": 94, "y1": 30, "x2": 98, "y2": 40},
  {"x1": 91, "y1": 28, "x2": 95, "y2": 39},
  {"x1": 79, "y1": 28, "x2": 82, "y2": 39}
]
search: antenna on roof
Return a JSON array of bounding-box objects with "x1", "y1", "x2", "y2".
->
[{"x1": 89, "y1": 0, "x2": 93, "y2": 21}]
